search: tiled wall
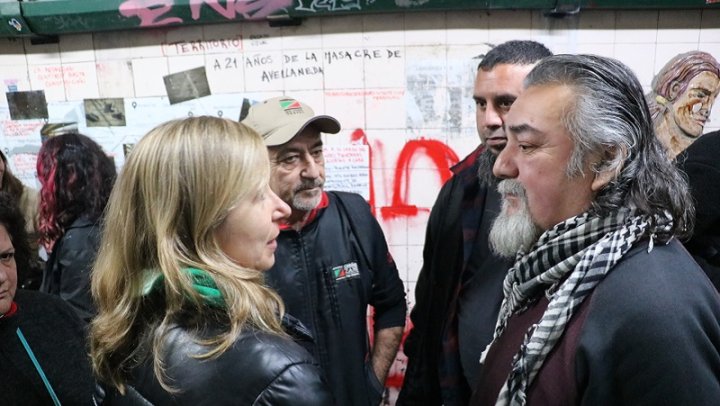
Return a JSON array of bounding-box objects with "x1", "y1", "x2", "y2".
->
[{"x1": 1, "y1": 8, "x2": 719, "y2": 306}]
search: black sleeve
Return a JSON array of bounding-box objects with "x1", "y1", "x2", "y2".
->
[
  {"x1": 56, "y1": 226, "x2": 100, "y2": 323},
  {"x1": 255, "y1": 362, "x2": 335, "y2": 405},
  {"x1": 365, "y1": 203, "x2": 407, "y2": 331}
]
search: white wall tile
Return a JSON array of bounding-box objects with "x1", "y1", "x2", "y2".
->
[
  {"x1": 322, "y1": 16, "x2": 365, "y2": 48},
  {"x1": 488, "y1": 10, "x2": 532, "y2": 44},
  {"x1": 700, "y1": 10, "x2": 720, "y2": 45},
  {"x1": 96, "y1": 60, "x2": 135, "y2": 98},
  {"x1": 131, "y1": 57, "x2": 169, "y2": 97},
  {"x1": 280, "y1": 20, "x2": 323, "y2": 50},
  {"x1": 63, "y1": 62, "x2": 99, "y2": 101},
  {"x1": 365, "y1": 47, "x2": 405, "y2": 88},
  {"x1": 657, "y1": 10, "x2": 701, "y2": 44},
  {"x1": 366, "y1": 89, "x2": 406, "y2": 129},
  {"x1": 615, "y1": 10, "x2": 658, "y2": 44},
  {"x1": 655, "y1": 43, "x2": 700, "y2": 75},
  {"x1": 362, "y1": 14, "x2": 405, "y2": 47},
  {"x1": 615, "y1": 43, "x2": 657, "y2": 88},
  {"x1": 24, "y1": 39, "x2": 61, "y2": 65},
  {"x1": 579, "y1": 43, "x2": 615, "y2": 59},
  {"x1": 445, "y1": 10, "x2": 489, "y2": 45},
  {"x1": 59, "y1": 34, "x2": 95, "y2": 63},
  {"x1": 168, "y1": 55, "x2": 205, "y2": 73},
  {"x1": 323, "y1": 88, "x2": 365, "y2": 130},
  {"x1": 242, "y1": 21, "x2": 283, "y2": 51},
  {"x1": 404, "y1": 12, "x2": 446, "y2": 46},
  {"x1": 574, "y1": 10, "x2": 616, "y2": 44},
  {"x1": 322, "y1": 48, "x2": 365, "y2": 89}
]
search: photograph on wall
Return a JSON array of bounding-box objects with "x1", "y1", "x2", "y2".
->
[
  {"x1": 6, "y1": 90, "x2": 49, "y2": 120},
  {"x1": 163, "y1": 67, "x2": 211, "y2": 105},
  {"x1": 84, "y1": 98, "x2": 127, "y2": 127}
]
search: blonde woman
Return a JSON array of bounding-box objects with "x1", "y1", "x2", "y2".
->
[{"x1": 90, "y1": 117, "x2": 332, "y2": 405}]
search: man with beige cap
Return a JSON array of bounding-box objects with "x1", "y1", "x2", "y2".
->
[{"x1": 243, "y1": 96, "x2": 406, "y2": 406}]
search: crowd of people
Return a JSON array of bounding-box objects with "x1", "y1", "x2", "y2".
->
[{"x1": 1, "y1": 39, "x2": 719, "y2": 405}]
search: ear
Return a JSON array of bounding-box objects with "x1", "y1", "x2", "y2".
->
[
  {"x1": 591, "y1": 169, "x2": 614, "y2": 192},
  {"x1": 668, "y1": 80, "x2": 682, "y2": 100},
  {"x1": 591, "y1": 145, "x2": 626, "y2": 192}
]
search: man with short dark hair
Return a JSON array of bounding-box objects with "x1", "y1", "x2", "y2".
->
[
  {"x1": 398, "y1": 40, "x2": 552, "y2": 406},
  {"x1": 472, "y1": 54, "x2": 720, "y2": 405},
  {"x1": 243, "y1": 97, "x2": 407, "y2": 406}
]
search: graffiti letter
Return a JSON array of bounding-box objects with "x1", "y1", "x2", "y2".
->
[
  {"x1": 236, "y1": 0, "x2": 293, "y2": 19},
  {"x1": 381, "y1": 139, "x2": 459, "y2": 220},
  {"x1": 189, "y1": 0, "x2": 236, "y2": 20},
  {"x1": 119, "y1": 0, "x2": 183, "y2": 27}
]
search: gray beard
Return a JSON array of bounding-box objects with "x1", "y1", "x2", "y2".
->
[
  {"x1": 489, "y1": 179, "x2": 544, "y2": 258},
  {"x1": 477, "y1": 148, "x2": 499, "y2": 187}
]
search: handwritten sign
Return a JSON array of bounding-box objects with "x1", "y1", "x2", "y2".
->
[
  {"x1": 324, "y1": 144, "x2": 370, "y2": 199},
  {"x1": 9, "y1": 152, "x2": 39, "y2": 188}
]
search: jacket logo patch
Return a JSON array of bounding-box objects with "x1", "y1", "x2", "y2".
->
[{"x1": 332, "y1": 262, "x2": 359, "y2": 281}]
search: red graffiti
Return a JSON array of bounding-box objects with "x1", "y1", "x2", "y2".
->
[
  {"x1": 351, "y1": 129, "x2": 460, "y2": 220},
  {"x1": 119, "y1": 0, "x2": 293, "y2": 27},
  {"x1": 381, "y1": 138, "x2": 459, "y2": 220}
]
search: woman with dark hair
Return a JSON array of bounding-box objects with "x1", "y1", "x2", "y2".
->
[
  {"x1": 0, "y1": 150, "x2": 41, "y2": 289},
  {"x1": 0, "y1": 191, "x2": 95, "y2": 404},
  {"x1": 37, "y1": 133, "x2": 116, "y2": 323}
]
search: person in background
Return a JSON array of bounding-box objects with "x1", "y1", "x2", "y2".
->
[
  {"x1": 647, "y1": 50, "x2": 720, "y2": 159},
  {"x1": 243, "y1": 96, "x2": 407, "y2": 406},
  {"x1": 90, "y1": 116, "x2": 332, "y2": 405},
  {"x1": 471, "y1": 54, "x2": 720, "y2": 405},
  {"x1": 0, "y1": 150, "x2": 41, "y2": 289},
  {"x1": 677, "y1": 129, "x2": 720, "y2": 290},
  {"x1": 0, "y1": 192, "x2": 95, "y2": 404},
  {"x1": 36, "y1": 133, "x2": 116, "y2": 323},
  {"x1": 398, "y1": 40, "x2": 552, "y2": 406}
]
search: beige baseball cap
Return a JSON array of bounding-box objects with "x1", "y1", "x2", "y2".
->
[{"x1": 242, "y1": 97, "x2": 341, "y2": 146}]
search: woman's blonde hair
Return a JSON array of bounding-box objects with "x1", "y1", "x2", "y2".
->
[{"x1": 90, "y1": 116, "x2": 285, "y2": 392}]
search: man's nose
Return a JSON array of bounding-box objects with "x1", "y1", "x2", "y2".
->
[
  {"x1": 484, "y1": 105, "x2": 503, "y2": 129},
  {"x1": 301, "y1": 155, "x2": 321, "y2": 179},
  {"x1": 493, "y1": 143, "x2": 518, "y2": 179}
]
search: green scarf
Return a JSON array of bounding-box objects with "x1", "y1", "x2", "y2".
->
[{"x1": 143, "y1": 267, "x2": 225, "y2": 308}]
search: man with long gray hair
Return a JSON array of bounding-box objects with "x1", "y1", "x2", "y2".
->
[{"x1": 471, "y1": 54, "x2": 720, "y2": 405}]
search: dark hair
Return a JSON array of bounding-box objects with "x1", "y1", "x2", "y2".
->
[
  {"x1": 37, "y1": 133, "x2": 116, "y2": 251},
  {"x1": 0, "y1": 191, "x2": 31, "y2": 279},
  {"x1": 477, "y1": 40, "x2": 552, "y2": 71},
  {"x1": 0, "y1": 150, "x2": 25, "y2": 199},
  {"x1": 525, "y1": 54, "x2": 693, "y2": 240}
]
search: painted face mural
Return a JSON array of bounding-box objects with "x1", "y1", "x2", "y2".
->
[
  {"x1": 671, "y1": 71, "x2": 720, "y2": 138},
  {"x1": 649, "y1": 51, "x2": 720, "y2": 159}
]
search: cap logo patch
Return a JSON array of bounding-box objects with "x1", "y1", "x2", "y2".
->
[{"x1": 279, "y1": 99, "x2": 304, "y2": 115}]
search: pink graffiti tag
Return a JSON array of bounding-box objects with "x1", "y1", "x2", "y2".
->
[
  {"x1": 119, "y1": 0, "x2": 183, "y2": 27},
  {"x1": 190, "y1": 0, "x2": 294, "y2": 21},
  {"x1": 120, "y1": 0, "x2": 294, "y2": 27}
]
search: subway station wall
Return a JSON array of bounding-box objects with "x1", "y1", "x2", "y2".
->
[{"x1": 1, "y1": 8, "x2": 719, "y2": 401}]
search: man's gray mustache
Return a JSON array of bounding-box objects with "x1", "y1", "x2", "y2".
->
[{"x1": 294, "y1": 179, "x2": 324, "y2": 192}]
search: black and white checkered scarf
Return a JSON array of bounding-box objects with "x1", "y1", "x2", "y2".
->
[{"x1": 481, "y1": 209, "x2": 672, "y2": 406}]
